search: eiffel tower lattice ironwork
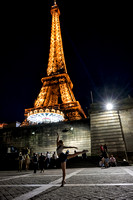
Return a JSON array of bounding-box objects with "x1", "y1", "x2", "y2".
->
[{"x1": 22, "y1": 2, "x2": 86, "y2": 126}]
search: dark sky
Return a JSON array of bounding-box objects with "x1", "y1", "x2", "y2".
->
[{"x1": 0, "y1": 1, "x2": 133, "y2": 123}]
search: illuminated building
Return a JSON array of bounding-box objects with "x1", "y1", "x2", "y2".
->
[
  {"x1": 0, "y1": 123, "x2": 8, "y2": 129},
  {"x1": 22, "y1": 1, "x2": 86, "y2": 126}
]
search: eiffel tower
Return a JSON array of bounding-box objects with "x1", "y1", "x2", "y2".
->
[{"x1": 22, "y1": 1, "x2": 86, "y2": 126}]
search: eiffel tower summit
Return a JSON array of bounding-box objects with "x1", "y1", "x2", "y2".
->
[{"x1": 22, "y1": 1, "x2": 86, "y2": 126}]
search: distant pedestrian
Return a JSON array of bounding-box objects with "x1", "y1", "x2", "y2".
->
[
  {"x1": 32, "y1": 153, "x2": 38, "y2": 173},
  {"x1": 82, "y1": 151, "x2": 87, "y2": 160},
  {"x1": 51, "y1": 152, "x2": 57, "y2": 168},
  {"x1": 104, "y1": 144, "x2": 108, "y2": 152},
  {"x1": 25, "y1": 154, "x2": 30, "y2": 170},
  {"x1": 18, "y1": 152, "x2": 23, "y2": 172},
  {"x1": 52, "y1": 152, "x2": 57, "y2": 160},
  {"x1": 39, "y1": 153, "x2": 46, "y2": 173},
  {"x1": 100, "y1": 145, "x2": 104, "y2": 153},
  {"x1": 56, "y1": 133, "x2": 88, "y2": 187},
  {"x1": 46, "y1": 152, "x2": 50, "y2": 168}
]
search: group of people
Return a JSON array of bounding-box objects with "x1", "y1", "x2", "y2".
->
[
  {"x1": 99, "y1": 144, "x2": 117, "y2": 168},
  {"x1": 18, "y1": 151, "x2": 30, "y2": 172},
  {"x1": 32, "y1": 151, "x2": 57, "y2": 173},
  {"x1": 17, "y1": 135, "x2": 130, "y2": 188},
  {"x1": 18, "y1": 133, "x2": 88, "y2": 187},
  {"x1": 18, "y1": 136, "x2": 130, "y2": 188},
  {"x1": 18, "y1": 150, "x2": 58, "y2": 172},
  {"x1": 18, "y1": 147, "x2": 60, "y2": 173}
]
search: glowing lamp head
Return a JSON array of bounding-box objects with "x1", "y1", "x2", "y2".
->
[{"x1": 106, "y1": 103, "x2": 113, "y2": 110}]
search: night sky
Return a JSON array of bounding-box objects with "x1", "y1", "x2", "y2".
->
[{"x1": 0, "y1": 1, "x2": 133, "y2": 123}]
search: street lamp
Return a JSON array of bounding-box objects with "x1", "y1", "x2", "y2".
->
[
  {"x1": 105, "y1": 102, "x2": 128, "y2": 162},
  {"x1": 62, "y1": 127, "x2": 74, "y2": 133},
  {"x1": 106, "y1": 103, "x2": 113, "y2": 110}
]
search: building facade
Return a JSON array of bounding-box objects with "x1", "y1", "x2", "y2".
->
[
  {"x1": 1, "y1": 98, "x2": 133, "y2": 162},
  {"x1": 0, "y1": 119, "x2": 91, "y2": 156},
  {"x1": 89, "y1": 97, "x2": 133, "y2": 161}
]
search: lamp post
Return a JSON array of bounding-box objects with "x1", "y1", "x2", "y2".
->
[
  {"x1": 117, "y1": 110, "x2": 128, "y2": 162},
  {"x1": 105, "y1": 102, "x2": 128, "y2": 162},
  {"x1": 62, "y1": 127, "x2": 74, "y2": 133}
]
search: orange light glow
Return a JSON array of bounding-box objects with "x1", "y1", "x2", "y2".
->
[{"x1": 21, "y1": 3, "x2": 86, "y2": 126}]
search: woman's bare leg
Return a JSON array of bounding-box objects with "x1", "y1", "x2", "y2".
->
[
  {"x1": 67, "y1": 150, "x2": 88, "y2": 160},
  {"x1": 60, "y1": 150, "x2": 88, "y2": 186},
  {"x1": 61, "y1": 162, "x2": 66, "y2": 186}
]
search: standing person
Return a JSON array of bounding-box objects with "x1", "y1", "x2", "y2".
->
[
  {"x1": 104, "y1": 144, "x2": 108, "y2": 152},
  {"x1": 32, "y1": 153, "x2": 38, "y2": 173},
  {"x1": 46, "y1": 152, "x2": 51, "y2": 168},
  {"x1": 82, "y1": 151, "x2": 87, "y2": 160},
  {"x1": 51, "y1": 152, "x2": 57, "y2": 168},
  {"x1": 56, "y1": 133, "x2": 88, "y2": 187},
  {"x1": 100, "y1": 145, "x2": 104, "y2": 153},
  {"x1": 39, "y1": 153, "x2": 46, "y2": 173},
  {"x1": 18, "y1": 152, "x2": 23, "y2": 172},
  {"x1": 25, "y1": 154, "x2": 30, "y2": 170}
]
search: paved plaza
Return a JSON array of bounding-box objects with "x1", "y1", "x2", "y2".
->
[{"x1": 0, "y1": 166, "x2": 133, "y2": 199}]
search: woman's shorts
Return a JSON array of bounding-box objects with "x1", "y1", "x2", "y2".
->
[
  {"x1": 59, "y1": 153, "x2": 68, "y2": 163},
  {"x1": 105, "y1": 158, "x2": 109, "y2": 163}
]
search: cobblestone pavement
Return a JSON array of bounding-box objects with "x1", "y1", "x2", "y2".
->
[{"x1": 0, "y1": 166, "x2": 133, "y2": 200}]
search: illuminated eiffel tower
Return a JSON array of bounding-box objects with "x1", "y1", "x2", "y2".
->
[{"x1": 22, "y1": 1, "x2": 86, "y2": 126}]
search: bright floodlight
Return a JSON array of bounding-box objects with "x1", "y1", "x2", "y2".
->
[{"x1": 106, "y1": 103, "x2": 113, "y2": 110}]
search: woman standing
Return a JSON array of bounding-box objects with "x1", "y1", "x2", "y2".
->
[
  {"x1": 56, "y1": 133, "x2": 88, "y2": 186},
  {"x1": 25, "y1": 154, "x2": 30, "y2": 170}
]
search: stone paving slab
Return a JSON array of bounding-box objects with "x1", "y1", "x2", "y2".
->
[
  {"x1": 29, "y1": 186, "x2": 133, "y2": 200},
  {"x1": 0, "y1": 186, "x2": 38, "y2": 200},
  {"x1": 78, "y1": 167, "x2": 126, "y2": 174},
  {"x1": 0, "y1": 167, "x2": 133, "y2": 199},
  {"x1": 67, "y1": 174, "x2": 133, "y2": 184},
  {"x1": 0, "y1": 175, "x2": 61, "y2": 185}
]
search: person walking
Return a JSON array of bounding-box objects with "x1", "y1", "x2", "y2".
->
[{"x1": 56, "y1": 133, "x2": 88, "y2": 187}]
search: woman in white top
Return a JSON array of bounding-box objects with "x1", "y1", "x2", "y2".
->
[{"x1": 56, "y1": 133, "x2": 88, "y2": 186}]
